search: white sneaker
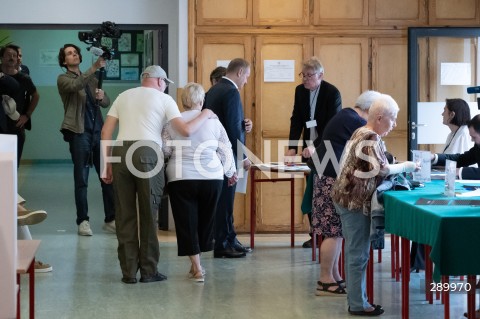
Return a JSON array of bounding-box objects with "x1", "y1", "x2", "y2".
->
[
  {"x1": 78, "y1": 220, "x2": 93, "y2": 236},
  {"x1": 102, "y1": 220, "x2": 116, "y2": 234}
]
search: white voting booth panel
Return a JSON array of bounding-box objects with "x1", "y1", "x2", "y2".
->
[
  {"x1": 0, "y1": 134, "x2": 17, "y2": 319},
  {"x1": 417, "y1": 102, "x2": 480, "y2": 144}
]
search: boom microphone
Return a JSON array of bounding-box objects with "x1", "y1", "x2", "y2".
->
[{"x1": 467, "y1": 86, "x2": 480, "y2": 94}]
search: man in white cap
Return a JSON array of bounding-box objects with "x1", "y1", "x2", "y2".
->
[{"x1": 101, "y1": 65, "x2": 216, "y2": 284}]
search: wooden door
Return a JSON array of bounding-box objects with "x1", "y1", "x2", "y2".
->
[
  {"x1": 253, "y1": 36, "x2": 312, "y2": 232},
  {"x1": 195, "y1": 36, "x2": 253, "y2": 231}
]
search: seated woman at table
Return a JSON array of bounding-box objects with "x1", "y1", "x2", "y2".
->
[
  {"x1": 309, "y1": 90, "x2": 381, "y2": 296},
  {"x1": 411, "y1": 98, "x2": 473, "y2": 272},
  {"x1": 432, "y1": 113, "x2": 480, "y2": 179},
  {"x1": 162, "y1": 82, "x2": 237, "y2": 282},
  {"x1": 331, "y1": 94, "x2": 420, "y2": 317},
  {"x1": 441, "y1": 98, "x2": 473, "y2": 154}
]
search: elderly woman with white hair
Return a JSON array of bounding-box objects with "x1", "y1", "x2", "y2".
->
[
  {"x1": 310, "y1": 90, "x2": 381, "y2": 297},
  {"x1": 331, "y1": 94, "x2": 420, "y2": 316},
  {"x1": 162, "y1": 82, "x2": 237, "y2": 283}
]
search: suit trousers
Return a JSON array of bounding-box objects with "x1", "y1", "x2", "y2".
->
[
  {"x1": 112, "y1": 141, "x2": 164, "y2": 279},
  {"x1": 168, "y1": 179, "x2": 222, "y2": 256},
  {"x1": 214, "y1": 176, "x2": 237, "y2": 250}
]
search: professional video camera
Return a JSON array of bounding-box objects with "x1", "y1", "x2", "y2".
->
[{"x1": 78, "y1": 21, "x2": 121, "y2": 60}]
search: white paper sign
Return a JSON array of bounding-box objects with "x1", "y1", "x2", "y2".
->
[
  {"x1": 440, "y1": 63, "x2": 471, "y2": 85},
  {"x1": 216, "y1": 60, "x2": 230, "y2": 68},
  {"x1": 264, "y1": 60, "x2": 295, "y2": 82},
  {"x1": 235, "y1": 168, "x2": 248, "y2": 194}
]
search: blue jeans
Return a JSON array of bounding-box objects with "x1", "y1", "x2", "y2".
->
[
  {"x1": 334, "y1": 203, "x2": 372, "y2": 311},
  {"x1": 68, "y1": 131, "x2": 115, "y2": 225}
]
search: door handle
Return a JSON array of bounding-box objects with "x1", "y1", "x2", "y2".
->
[{"x1": 411, "y1": 122, "x2": 427, "y2": 130}]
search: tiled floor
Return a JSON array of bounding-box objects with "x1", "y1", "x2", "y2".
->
[{"x1": 17, "y1": 163, "x2": 474, "y2": 319}]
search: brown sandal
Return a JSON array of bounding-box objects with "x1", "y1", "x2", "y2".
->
[{"x1": 315, "y1": 281, "x2": 347, "y2": 296}]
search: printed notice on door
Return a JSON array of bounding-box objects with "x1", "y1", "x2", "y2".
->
[{"x1": 264, "y1": 60, "x2": 295, "y2": 82}]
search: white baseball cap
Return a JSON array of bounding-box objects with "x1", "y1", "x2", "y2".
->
[
  {"x1": 2, "y1": 95, "x2": 20, "y2": 121},
  {"x1": 140, "y1": 65, "x2": 173, "y2": 84}
]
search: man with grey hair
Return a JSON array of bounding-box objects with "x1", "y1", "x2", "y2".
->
[
  {"x1": 101, "y1": 65, "x2": 215, "y2": 284},
  {"x1": 308, "y1": 90, "x2": 381, "y2": 296},
  {"x1": 286, "y1": 56, "x2": 342, "y2": 248}
]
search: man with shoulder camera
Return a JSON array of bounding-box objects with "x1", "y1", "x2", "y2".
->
[{"x1": 57, "y1": 43, "x2": 116, "y2": 237}]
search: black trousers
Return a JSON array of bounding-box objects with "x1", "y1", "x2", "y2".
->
[
  {"x1": 214, "y1": 177, "x2": 237, "y2": 250},
  {"x1": 168, "y1": 179, "x2": 222, "y2": 256}
]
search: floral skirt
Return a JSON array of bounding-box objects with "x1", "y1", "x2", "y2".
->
[{"x1": 311, "y1": 174, "x2": 343, "y2": 238}]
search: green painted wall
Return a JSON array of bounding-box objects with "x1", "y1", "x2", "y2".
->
[{"x1": 3, "y1": 29, "x2": 139, "y2": 161}]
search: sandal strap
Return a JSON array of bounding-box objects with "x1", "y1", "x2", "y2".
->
[{"x1": 317, "y1": 281, "x2": 346, "y2": 294}]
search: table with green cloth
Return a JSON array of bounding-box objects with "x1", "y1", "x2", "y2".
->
[{"x1": 383, "y1": 179, "x2": 480, "y2": 319}]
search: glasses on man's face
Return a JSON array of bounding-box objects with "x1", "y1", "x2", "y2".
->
[
  {"x1": 299, "y1": 72, "x2": 318, "y2": 79},
  {"x1": 161, "y1": 78, "x2": 169, "y2": 87}
]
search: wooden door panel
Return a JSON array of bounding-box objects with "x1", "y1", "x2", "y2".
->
[
  {"x1": 369, "y1": 0, "x2": 427, "y2": 26},
  {"x1": 429, "y1": 0, "x2": 479, "y2": 25},
  {"x1": 372, "y1": 38, "x2": 408, "y2": 161},
  {"x1": 196, "y1": 0, "x2": 252, "y2": 25},
  {"x1": 314, "y1": 38, "x2": 369, "y2": 108},
  {"x1": 253, "y1": 0, "x2": 309, "y2": 25},
  {"x1": 313, "y1": 0, "x2": 368, "y2": 25}
]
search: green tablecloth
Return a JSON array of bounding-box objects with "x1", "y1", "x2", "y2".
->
[{"x1": 384, "y1": 180, "x2": 480, "y2": 278}]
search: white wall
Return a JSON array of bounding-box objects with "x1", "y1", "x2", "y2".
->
[{"x1": 0, "y1": 0, "x2": 188, "y2": 89}]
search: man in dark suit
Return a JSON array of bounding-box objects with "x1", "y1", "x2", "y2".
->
[
  {"x1": 204, "y1": 58, "x2": 253, "y2": 258},
  {"x1": 285, "y1": 56, "x2": 342, "y2": 248}
]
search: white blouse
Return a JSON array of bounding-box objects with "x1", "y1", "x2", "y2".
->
[{"x1": 443, "y1": 125, "x2": 473, "y2": 154}]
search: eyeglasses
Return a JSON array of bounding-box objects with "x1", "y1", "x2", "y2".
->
[
  {"x1": 161, "y1": 78, "x2": 169, "y2": 87},
  {"x1": 299, "y1": 72, "x2": 318, "y2": 79}
]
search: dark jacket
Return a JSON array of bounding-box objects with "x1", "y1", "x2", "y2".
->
[
  {"x1": 437, "y1": 144, "x2": 480, "y2": 180},
  {"x1": 204, "y1": 78, "x2": 245, "y2": 163},
  {"x1": 288, "y1": 80, "x2": 342, "y2": 156},
  {"x1": 57, "y1": 69, "x2": 110, "y2": 134}
]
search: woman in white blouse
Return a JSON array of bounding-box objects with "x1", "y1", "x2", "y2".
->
[
  {"x1": 162, "y1": 82, "x2": 237, "y2": 283},
  {"x1": 441, "y1": 98, "x2": 473, "y2": 154}
]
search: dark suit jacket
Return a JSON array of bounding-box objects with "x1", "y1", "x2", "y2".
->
[
  {"x1": 288, "y1": 80, "x2": 342, "y2": 155},
  {"x1": 437, "y1": 144, "x2": 480, "y2": 179},
  {"x1": 204, "y1": 78, "x2": 245, "y2": 164}
]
